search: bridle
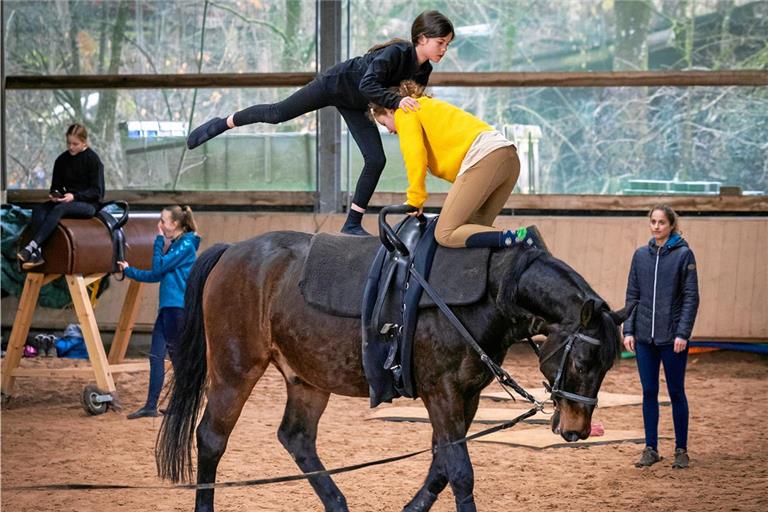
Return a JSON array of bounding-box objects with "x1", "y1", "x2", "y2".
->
[{"x1": 539, "y1": 331, "x2": 602, "y2": 407}]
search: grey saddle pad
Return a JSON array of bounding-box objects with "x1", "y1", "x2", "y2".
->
[{"x1": 299, "y1": 233, "x2": 490, "y2": 318}]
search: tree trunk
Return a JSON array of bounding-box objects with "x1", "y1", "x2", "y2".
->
[
  {"x1": 611, "y1": 0, "x2": 652, "y2": 180},
  {"x1": 95, "y1": 0, "x2": 130, "y2": 141}
]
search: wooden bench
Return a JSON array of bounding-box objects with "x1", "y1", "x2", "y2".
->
[{"x1": 2, "y1": 213, "x2": 159, "y2": 414}]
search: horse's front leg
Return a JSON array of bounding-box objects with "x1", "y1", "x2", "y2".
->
[
  {"x1": 402, "y1": 452, "x2": 448, "y2": 511},
  {"x1": 405, "y1": 394, "x2": 480, "y2": 512}
]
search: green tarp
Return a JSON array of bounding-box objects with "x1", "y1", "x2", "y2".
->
[{"x1": 0, "y1": 204, "x2": 71, "y2": 309}]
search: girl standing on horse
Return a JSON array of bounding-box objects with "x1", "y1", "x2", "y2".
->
[
  {"x1": 17, "y1": 123, "x2": 104, "y2": 269},
  {"x1": 369, "y1": 81, "x2": 546, "y2": 250},
  {"x1": 118, "y1": 206, "x2": 201, "y2": 419},
  {"x1": 186, "y1": 11, "x2": 454, "y2": 236},
  {"x1": 623, "y1": 204, "x2": 699, "y2": 469}
]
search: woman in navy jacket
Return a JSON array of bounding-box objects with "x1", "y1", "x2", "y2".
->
[
  {"x1": 623, "y1": 204, "x2": 699, "y2": 469},
  {"x1": 118, "y1": 206, "x2": 200, "y2": 419},
  {"x1": 186, "y1": 11, "x2": 454, "y2": 236}
]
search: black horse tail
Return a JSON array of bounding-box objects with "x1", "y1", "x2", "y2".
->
[{"x1": 155, "y1": 243, "x2": 230, "y2": 484}]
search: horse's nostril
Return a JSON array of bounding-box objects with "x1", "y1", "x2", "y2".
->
[{"x1": 562, "y1": 431, "x2": 580, "y2": 442}]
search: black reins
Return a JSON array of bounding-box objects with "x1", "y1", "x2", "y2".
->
[{"x1": 5, "y1": 407, "x2": 540, "y2": 492}]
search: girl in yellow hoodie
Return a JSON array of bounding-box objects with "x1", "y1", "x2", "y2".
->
[{"x1": 370, "y1": 81, "x2": 545, "y2": 250}]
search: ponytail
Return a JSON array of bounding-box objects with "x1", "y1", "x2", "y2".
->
[
  {"x1": 164, "y1": 205, "x2": 198, "y2": 234},
  {"x1": 367, "y1": 37, "x2": 410, "y2": 54}
]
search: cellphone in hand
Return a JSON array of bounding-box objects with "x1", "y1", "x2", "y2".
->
[{"x1": 51, "y1": 188, "x2": 66, "y2": 198}]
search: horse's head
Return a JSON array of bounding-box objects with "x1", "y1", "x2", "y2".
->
[{"x1": 537, "y1": 298, "x2": 636, "y2": 442}]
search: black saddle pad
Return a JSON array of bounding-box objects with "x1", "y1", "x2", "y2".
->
[{"x1": 299, "y1": 233, "x2": 490, "y2": 318}]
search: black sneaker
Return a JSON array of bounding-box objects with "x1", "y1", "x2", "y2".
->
[
  {"x1": 340, "y1": 222, "x2": 371, "y2": 236},
  {"x1": 17, "y1": 246, "x2": 33, "y2": 262},
  {"x1": 672, "y1": 448, "x2": 689, "y2": 469},
  {"x1": 186, "y1": 117, "x2": 230, "y2": 149},
  {"x1": 21, "y1": 249, "x2": 45, "y2": 270},
  {"x1": 634, "y1": 446, "x2": 662, "y2": 467},
  {"x1": 126, "y1": 406, "x2": 159, "y2": 420}
]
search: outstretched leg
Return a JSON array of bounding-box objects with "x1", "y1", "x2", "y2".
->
[
  {"x1": 187, "y1": 79, "x2": 331, "y2": 149},
  {"x1": 195, "y1": 356, "x2": 270, "y2": 512},
  {"x1": 277, "y1": 376, "x2": 348, "y2": 511},
  {"x1": 405, "y1": 394, "x2": 480, "y2": 512}
]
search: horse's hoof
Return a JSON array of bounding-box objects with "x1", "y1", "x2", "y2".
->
[
  {"x1": 403, "y1": 489, "x2": 438, "y2": 511},
  {"x1": 456, "y1": 498, "x2": 477, "y2": 512}
]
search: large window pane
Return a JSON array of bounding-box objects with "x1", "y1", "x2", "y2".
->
[
  {"x1": 4, "y1": 87, "x2": 317, "y2": 191},
  {"x1": 348, "y1": 0, "x2": 767, "y2": 71},
  {"x1": 4, "y1": 0, "x2": 317, "y2": 75},
  {"x1": 343, "y1": 85, "x2": 767, "y2": 196}
]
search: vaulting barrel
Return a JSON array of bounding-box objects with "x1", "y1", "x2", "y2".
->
[{"x1": 20, "y1": 213, "x2": 159, "y2": 275}]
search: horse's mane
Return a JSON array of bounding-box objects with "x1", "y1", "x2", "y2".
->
[{"x1": 504, "y1": 248, "x2": 622, "y2": 368}]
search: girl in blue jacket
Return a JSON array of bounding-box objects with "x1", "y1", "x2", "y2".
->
[
  {"x1": 623, "y1": 204, "x2": 699, "y2": 469},
  {"x1": 186, "y1": 10, "x2": 454, "y2": 236},
  {"x1": 118, "y1": 205, "x2": 200, "y2": 419}
]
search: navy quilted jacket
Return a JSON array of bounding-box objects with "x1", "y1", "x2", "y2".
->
[{"x1": 623, "y1": 234, "x2": 700, "y2": 345}]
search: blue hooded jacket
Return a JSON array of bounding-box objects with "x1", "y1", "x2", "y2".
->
[
  {"x1": 123, "y1": 232, "x2": 200, "y2": 309},
  {"x1": 623, "y1": 233, "x2": 700, "y2": 345}
]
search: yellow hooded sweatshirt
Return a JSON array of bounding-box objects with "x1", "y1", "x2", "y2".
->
[{"x1": 394, "y1": 96, "x2": 493, "y2": 208}]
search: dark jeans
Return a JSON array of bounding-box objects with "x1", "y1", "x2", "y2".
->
[
  {"x1": 30, "y1": 200, "x2": 97, "y2": 246},
  {"x1": 232, "y1": 79, "x2": 385, "y2": 210},
  {"x1": 636, "y1": 341, "x2": 689, "y2": 450},
  {"x1": 144, "y1": 307, "x2": 184, "y2": 409}
]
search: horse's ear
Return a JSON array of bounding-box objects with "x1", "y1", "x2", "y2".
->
[
  {"x1": 580, "y1": 298, "x2": 607, "y2": 328},
  {"x1": 608, "y1": 301, "x2": 638, "y2": 325},
  {"x1": 580, "y1": 299, "x2": 596, "y2": 328}
]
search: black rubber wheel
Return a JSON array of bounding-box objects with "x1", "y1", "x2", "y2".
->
[{"x1": 81, "y1": 385, "x2": 109, "y2": 415}]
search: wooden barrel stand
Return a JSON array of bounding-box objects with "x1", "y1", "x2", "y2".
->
[{"x1": 1, "y1": 214, "x2": 158, "y2": 414}]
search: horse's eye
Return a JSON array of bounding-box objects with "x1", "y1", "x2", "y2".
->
[{"x1": 576, "y1": 365, "x2": 586, "y2": 374}]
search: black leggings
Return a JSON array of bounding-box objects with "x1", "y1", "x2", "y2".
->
[
  {"x1": 232, "y1": 80, "x2": 385, "y2": 210},
  {"x1": 30, "y1": 201, "x2": 97, "y2": 246}
]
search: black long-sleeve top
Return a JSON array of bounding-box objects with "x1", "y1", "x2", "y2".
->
[
  {"x1": 49, "y1": 147, "x2": 105, "y2": 205},
  {"x1": 319, "y1": 42, "x2": 432, "y2": 110}
]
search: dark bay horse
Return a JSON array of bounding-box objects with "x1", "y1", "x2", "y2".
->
[{"x1": 156, "y1": 231, "x2": 633, "y2": 512}]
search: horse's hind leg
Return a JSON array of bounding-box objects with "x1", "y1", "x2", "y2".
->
[
  {"x1": 195, "y1": 357, "x2": 270, "y2": 512},
  {"x1": 278, "y1": 376, "x2": 348, "y2": 511}
]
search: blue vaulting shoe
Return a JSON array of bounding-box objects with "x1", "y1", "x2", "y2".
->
[
  {"x1": 465, "y1": 225, "x2": 549, "y2": 252},
  {"x1": 513, "y1": 225, "x2": 549, "y2": 253}
]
